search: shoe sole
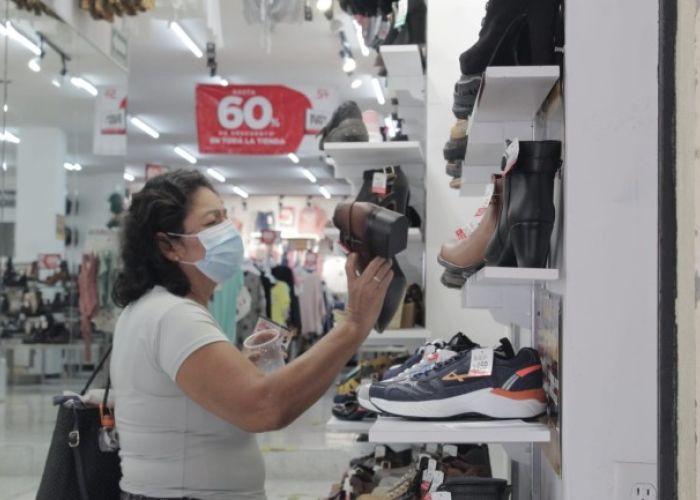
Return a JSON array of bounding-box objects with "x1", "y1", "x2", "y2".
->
[
  {"x1": 358, "y1": 392, "x2": 381, "y2": 413},
  {"x1": 437, "y1": 255, "x2": 485, "y2": 277},
  {"x1": 441, "y1": 270, "x2": 467, "y2": 289},
  {"x1": 453, "y1": 75, "x2": 482, "y2": 119},
  {"x1": 370, "y1": 387, "x2": 546, "y2": 419}
]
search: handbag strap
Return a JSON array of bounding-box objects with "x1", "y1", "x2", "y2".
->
[
  {"x1": 69, "y1": 406, "x2": 90, "y2": 500},
  {"x1": 80, "y1": 344, "x2": 113, "y2": 396}
]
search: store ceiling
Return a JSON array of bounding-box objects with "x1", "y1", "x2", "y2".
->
[{"x1": 125, "y1": 0, "x2": 389, "y2": 197}]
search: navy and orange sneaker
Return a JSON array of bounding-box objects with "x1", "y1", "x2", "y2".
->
[{"x1": 368, "y1": 338, "x2": 546, "y2": 419}]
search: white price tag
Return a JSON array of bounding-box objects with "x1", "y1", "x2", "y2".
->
[
  {"x1": 375, "y1": 445, "x2": 386, "y2": 459},
  {"x1": 343, "y1": 476, "x2": 352, "y2": 495},
  {"x1": 394, "y1": 0, "x2": 408, "y2": 28},
  {"x1": 428, "y1": 493, "x2": 452, "y2": 500},
  {"x1": 429, "y1": 470, "x2": 445, "y2": 492},
  {"x1": 468, "y1": 348, "x2": 494, "y2": 377},
  {"x1": 443, "y1": 444, "x2": 458, "y2": 457},
  {"x1": 455, "y1": 181, "x2": 496, "y2": 240},
  {"x1": 422, "y1": 458, "x2": 437, "y2": 482},
  {"x1": 502, "y1": 138, "x2": 520, "y2": 174},
  {"x1": 372, "y1": 172, "x2": 388, "y2": 195},
  {"x1": 425, "y1": 443, "x2": 438, "y2": 454}
]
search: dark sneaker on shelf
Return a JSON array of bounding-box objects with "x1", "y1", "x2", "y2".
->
[
  {"x1": 318, "y1": 100, "x2": 369, "y2": 150},
  {"x1": 369, "y1": 339, "x2": 546, "y2": 419},
  {"x1": 443, "y1": 120, "x2": 469, "y2": 160}
]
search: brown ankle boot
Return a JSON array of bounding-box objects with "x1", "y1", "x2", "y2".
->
[
  {"x1": 333, "y1": 202, "x2": 409, "y2": 332},
  {"x1": 438, "y1": 174, "x2": 503, "y2": 276}
]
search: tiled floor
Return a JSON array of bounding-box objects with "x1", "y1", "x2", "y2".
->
[{"x1": 0, "y1": 375, "x2": 360, "y2": 500}]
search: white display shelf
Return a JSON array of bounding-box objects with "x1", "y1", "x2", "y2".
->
[
  {"x1": 360, "y1": 328, "x2": 429, "y2": 353},
  {"x1": 472, "y1": 66, "x2": 560, "y2": 123},
  {"x1": 326, "y1": 142, "x2": 425, "y2": 182},
  {"x1": 379, "y1": 45, "x2": 425, "y2": 99},
  {"x1": 323, "y1": 227, "x2": 422, "y2": 244},
  {"x1": 326, "y1": 416, "x2": 374, "y2": 434},
  {"x1": 462, "y1": 267, "x2": 559, "y2": 329},
  {"x1": 472, "y1": 266, "x2": 559, "y2": 286},
  {"x1": 368, "y1": 417, "x2": 550, "y2": 444},
  {"x1": 461, "y1": 66, "x2": 559, "y2": 189}
]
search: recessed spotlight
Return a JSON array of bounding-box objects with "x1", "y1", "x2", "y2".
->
[
  {"x1": 130, "y1": 116, "x2": 160, "y2": 139},
  {"x1": 319, "y1": 186, "x2": 331, "y2": 199},
  {"x1": 123, "y1": 172, "x2": 135, "y2": 182},
  {"x1": 301, "y1": 168, "x2": 317, "y2": 183},
  {"x1": 351, "y1": 78, "x2": 363, "y2": 89},
  {"x1": 28, "y1": 57, "x2": 41, "y2": 72},
  {"x1": 288, "y1": 153, "x2": 300, "y2": 164},
  {"x1": 342, "y1": 55, "x2": 357, "y2": 73},
  {"x1": 316, "y1": 0, "x2": 332, "y2": 12},
  {"x1": 206, "y1": 167, "x2": 226, "y2": 183},
  {"x1": 70, "y1": 76, "x2": 98, "y2": 97},
  {"x1": 169, "y1": 21, "x2": 203, "y2": 58},
  {"x1": 174, "y1": 146, "x2": 197, "y2": 164}
]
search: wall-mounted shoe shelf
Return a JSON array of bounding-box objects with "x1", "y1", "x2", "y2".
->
[
  {"x1": 462, "y1": 267, "x2": 560, "y2": 329},
  {"x1": 461, "y1": 66, "x2": 560, "y2": 192},
  {"x1": 368, "y1": 417, "x2": 550, "y2": 444},
  {"x1": 379, "y1": 45, "x2": 425, "y2": 100},
  {"x1": 325, "y1": 141, "x2": 425, "y2": 193},
  {"x1": 323, "y1": 227, "x2": 423, "y2": 244},
  {"x1": 326, "y1": 416, "x2": 374, "y2": 434},
  {"x1": 360, "y1": 328, "x2": 430, "y2": 354}
]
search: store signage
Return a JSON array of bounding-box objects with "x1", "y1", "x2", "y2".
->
[
  {"x1": 93, "y1": 86, "x2": 127, "y2": 156},
  {"x1": 39, "y1": 253, "x2": 62, "y2": 270},
  {"x1": 196, "y1": 84, "x2": 313, "y2": 155}
]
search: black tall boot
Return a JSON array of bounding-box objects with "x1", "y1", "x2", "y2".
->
[
  {"x1": 453, "y1": 0, "x2": 561, "y2": 119},
  {"x1": 484, "y1": 141, "x2": 561, "y2": 268}
]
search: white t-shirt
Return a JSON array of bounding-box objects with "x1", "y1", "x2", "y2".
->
[{"x1": 110, "y1": 286, "x2": 266, "y2": 499}]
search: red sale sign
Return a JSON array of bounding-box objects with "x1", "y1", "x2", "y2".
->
[{"x1": 196, "y1": 84, "x2": 313, "y2": 155}]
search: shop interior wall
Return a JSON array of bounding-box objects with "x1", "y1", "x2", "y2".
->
[
  {"x1": 548, "y1": 0, "x2": 660, "y2": 498},
  {"x1": 424, "y1": 0, "x2": 508, "y2": 346},
  {"x1": 424, "y1": 0, "x2": 511, "y2": 483}
]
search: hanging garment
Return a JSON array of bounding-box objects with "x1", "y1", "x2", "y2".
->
[
  {"x1": 270, "y1": 281, "x2": 291, "y2": 326},
  {"x1": 209, "y1": 270, "x2": 244, "y2": 342},
  {"x1": 255, "y1": 211, "x2": 275, "y2": 232},
  {"x1": 297, "y1": 270, "x2": 326, "y2": 336},
  {"x1": 298, "y1": 205, "x2": 328, "y2": 235},
  {"x1": 271, "y1": 265, "x2": 302, "y2": 332},
  {"x1": 78, "y1": 254, "x2": 100, "y2": 361},
  {"x1": 236, "y1": 271, "x2": 267, "y2": 345}
]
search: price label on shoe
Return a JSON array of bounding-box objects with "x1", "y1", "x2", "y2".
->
[
  {"x1": 372, "y1": 172, "x2": 388, "y2": 195},
  {"x1": 442, "y1": 445, "x2": 458, "y2": 457},
  {"x1": 375, "y1": 445, "x2": 386, "y2": 459},
  {"x1": 429, "y1": 471, "x2": 445, "y2": 492},
  {"x1": 502, "y1": 138, "x2": 520, "y2": 174},
  {"x1": 467, "y1": 348, "x2": 494, "y2": 377},
  {"x1": 454, "y1": 182, "x2": 495, "y2": 240},
  {"x1": 394, "y1": 0, "x2": 408, "y2": 28},
  {"x1": 427, "y1": 493, "x2": 452, "y2": 500}
]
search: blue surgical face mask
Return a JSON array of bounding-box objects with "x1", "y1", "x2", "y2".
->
[{"x1": 169, "y1": 220, "x2": 244, "y2": 284}]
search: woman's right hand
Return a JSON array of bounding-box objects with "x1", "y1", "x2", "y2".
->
[{"x1": 344, "y1": 254, "x2": 394, "y2": 339}]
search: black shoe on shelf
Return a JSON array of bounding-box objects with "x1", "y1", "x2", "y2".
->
[{"x1": 485, "y1": 140, "x2": 562, "y2": 268}]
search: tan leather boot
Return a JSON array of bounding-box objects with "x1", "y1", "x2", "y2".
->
[{"x1": 438, "y1": 174, "x2": 503, "y2": 276}]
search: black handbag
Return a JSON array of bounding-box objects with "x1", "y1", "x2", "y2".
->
[{"x1": 36, "y1": 346, "x2": 122, "y2": 500}]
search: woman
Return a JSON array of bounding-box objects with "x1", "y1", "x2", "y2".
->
[{"x1": 110, "y1": 170, "x2": 393, "y2": 500}]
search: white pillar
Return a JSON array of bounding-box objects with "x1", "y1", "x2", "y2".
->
[{"x1": 15, "y1": 127, "x2": 67, "y2": 262}]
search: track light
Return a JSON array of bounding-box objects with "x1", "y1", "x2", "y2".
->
[
  {"x1": 351, "y1": 78, "x2": 363, "y2": 89},
  {"x1": 174, "y1": 146, "x2": 197, "y2": 164},
  {"x1": 1, "y1": 162, "x2": 6, "y2": 171},
  {"x1": 218, "y1": 76, "x2": 229, "y2": 87},
  {"x1": 206, "y1": 168, "x2": 226, "y2": 183},
  {"x1": 28, "y1": 56, "x2": 41, "y2": 72},
  {"x1": 51, "y1": 78, "x2": 61, "y2": 88},
  {"x1": 288, "y1": 153, "x2": 300, "y2": 164},
  {"x1": 169, "y1": 21, "x2": 203, "y2": 58},
  {"x1": 2, "y1": 104, "x2": 7, "y2": 112},
  {"x1": 301, "y1": 168, "x2": 317, "y2": 183},
  {"x1": 319, "y1": 186, "x2": 331, "y2": 199},
  {"x1": 123, "y1": 172, "x2": 135, "y2": 182},
  {"x1": 0, "y1": 130, "x2": 20, "y2": 144},
  {"x1": 372, "y1": 77, "x2": 385, "y2": 105},
  {"x1": 317, "y1": 0, "x2": 332, "y2": 11},
  {"x1": 6, "y1": 22, "x2": 41, "y2": 56},
  {"x1": 342, "y1": 54, "x2": 357, "y2": 73},
  {"x1": 130, "y1": 117, "x2": 160, "y2": 139},
  {"x1": 232, "y1": 186, "x2": 249, "y2": 199},
  {"x1": 63, "y1": 162, "x2": 82, "y2": 172},
  {"x1": 71, "y1": 76, "x2": 98, "y2": 97}
]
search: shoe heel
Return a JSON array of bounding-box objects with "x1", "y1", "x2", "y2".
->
[
  {"x1": 510, "y1": 222, "x2": 553, "y2": 268},
  {"x1": 366, "y1": 208, "x2": 410, "y2": 258}
]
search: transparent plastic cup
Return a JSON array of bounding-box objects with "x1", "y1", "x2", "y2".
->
[{"x1": 243, "y1": 329, "x2": 285, "y2": 373}]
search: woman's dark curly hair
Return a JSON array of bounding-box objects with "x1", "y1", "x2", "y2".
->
[{"x1": 112, "y1": 169, "x2": 216, "y2": 307}]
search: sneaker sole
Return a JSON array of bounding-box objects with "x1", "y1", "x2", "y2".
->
[
  {"x1": 370, "y1": 387, "x2": 546, "y2": 419},
  {"x1": 437, "y1": 255, "x2": 484, "y2": 277},
  {"x1": 441, "y1": 270, "x2": 467, "y2": 289},
  {"x1": 358, "y1": 392, "x2": 381, "y2": 413}
]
